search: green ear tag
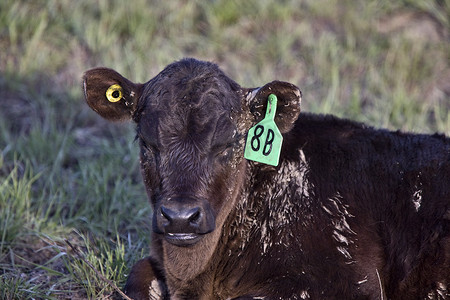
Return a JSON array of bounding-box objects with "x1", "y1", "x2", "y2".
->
[{"x1": 244, "y1": 94, "x2": 283, "y2": 166}]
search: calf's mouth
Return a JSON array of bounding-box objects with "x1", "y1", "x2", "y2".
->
[{"x1": 164, "y1": 232, "x2": 204, "y2": 247}]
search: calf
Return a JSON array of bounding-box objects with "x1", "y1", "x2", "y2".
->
[{"x1": 83, "y1": 58, "x2": 449, "y2": 299}]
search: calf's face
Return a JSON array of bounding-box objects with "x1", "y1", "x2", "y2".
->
[{"x1": 83, "y1": 59, "x2": 301, "y2": 247}]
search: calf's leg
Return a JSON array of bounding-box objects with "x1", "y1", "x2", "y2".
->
[{"x1": 124, "y1": 256, "x2": 169, "y2": 300}]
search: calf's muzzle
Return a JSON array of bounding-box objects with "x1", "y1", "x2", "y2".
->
[{"x1": 153, "y1": 197, "x2": 215, "y2": 246}]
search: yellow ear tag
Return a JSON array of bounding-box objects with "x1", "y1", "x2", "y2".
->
[{"x1": 106, "y1": 84, "x2": 123, "y2": 102}]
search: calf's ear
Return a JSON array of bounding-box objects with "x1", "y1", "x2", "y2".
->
[
  {"x1": 245, "y1": 81, "x2": 302, "y2": 133},
  {"x1": 83, "y1": 68, "x2": 144, "y2": 121}
]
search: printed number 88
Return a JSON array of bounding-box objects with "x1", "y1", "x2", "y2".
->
[{"x1": 250, "y1": 125, "x2": 274, "y2": 156}]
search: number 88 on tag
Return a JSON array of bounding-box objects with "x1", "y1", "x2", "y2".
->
[{"x1": 244, "y1": 94, "x2": 283, "y2": 166}]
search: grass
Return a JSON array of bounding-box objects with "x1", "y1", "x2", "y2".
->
[{"x1": 0, "y1": 0, "x2": 448, "y2": 298}]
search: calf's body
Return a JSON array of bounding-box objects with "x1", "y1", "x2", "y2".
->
[{"x1": 83, "y1": 58, "x2": 449, "y2": 299}]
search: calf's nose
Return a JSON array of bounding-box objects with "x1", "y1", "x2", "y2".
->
[
  {"x1": 160, "y1": 205, "x2": 202, "y2": 231},
  {"x1": 154, "y1": 197, "x2": 216, "y2": 238}
]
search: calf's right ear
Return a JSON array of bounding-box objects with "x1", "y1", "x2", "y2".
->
[{"x1": 83, "y1": 68, "x2": 143, "y2": 121}]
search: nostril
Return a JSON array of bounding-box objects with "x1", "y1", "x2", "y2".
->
[
  {"x1": 188, "y1": 208, "x2": 201, "y2": 224},
  {"x1": 160, "y1": 206, "x2": 173, "y2": 222}
]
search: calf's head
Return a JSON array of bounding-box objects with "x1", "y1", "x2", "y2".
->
[{"x1": 83, "y1": 58, "x2": 301, "y2": 247}]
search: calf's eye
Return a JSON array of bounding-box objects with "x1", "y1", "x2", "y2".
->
[{"x1": 216, "y1": 146, "x2": 233, "y2": 160}]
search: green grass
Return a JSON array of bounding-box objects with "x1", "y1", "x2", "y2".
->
[{"x1": 0, "y1": 0, "x2": 448, "y2": 298}]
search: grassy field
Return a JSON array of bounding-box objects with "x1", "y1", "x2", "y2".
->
[{"x1": 0, "y1": 0, "x2": 448, "y2": 298}]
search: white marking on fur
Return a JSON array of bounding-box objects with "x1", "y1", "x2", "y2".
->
[
  {"x1": 412, "y1": 189, "x2": 422, "y2": 212},
  {"x1": 324, "y1": 193, "x2": 356, "y2": 261},
  {"x1": 299, "y1": 149, "x2": 307, "y2": 164},
  {"x1": 436, "y1": 282, "x2": 448, "y2": 298},
  {"x1": 411, "y1": 173, "x2": 423, "y2": 212},
  {"x1": 333, "y1": 230, "x2": 351, "y2": 245},
  {"x1": 259, "y1": 155, "x2": 312, "y2": 254},
  {"x1": 321, "y1": 205, "x2": 333, "y2": 216},
  {"x1": 337, "y1": 246, "x2": 352, "y2": 260},
  {"x1": 235, "y1": 149, "x2": 312, "y2": 256},
  {"x1": 376, "y1": 269, "x2": 385, "y2": 300},
  {"x1": 427, "y1": 282, "x2": 449, "y2": 299},
  {"x1": 148, "y1": 279, "x2": 162, "y2": 300},
  {"x1": 249, "y1": 88, "x2": 261, "y2": 100},
  {"x1": 300, "y1": 290, "x2": 310, "y2": 299},
  {"x1": 260, "y1": 220, "x2": 272, "y2": 254},
  {"x1": 357, "y1": 276, "x2": 368, "y2": 285}
]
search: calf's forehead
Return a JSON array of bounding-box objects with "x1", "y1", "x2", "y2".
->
[
  {"x1": 144, "y1": 73, "x2": 239, "y2": 110},
  {"x1": 139, "y1": 59, "x2": 241, "y2": 110},
  {"x1": 136, "y1": 71, "x2": 242, "y2": 146}
]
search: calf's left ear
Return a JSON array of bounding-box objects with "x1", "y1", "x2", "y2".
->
[
  {"x1": 83, "y1": 68, "x2": 144, "y2": 121},
  {"x1": 245, "y1": 81, "x2": 302, "y2": 133}
]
